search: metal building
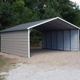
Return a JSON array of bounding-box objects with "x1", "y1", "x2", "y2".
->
[{"x1": 0, "y1": 17, "x2": 80, "y2": 58}]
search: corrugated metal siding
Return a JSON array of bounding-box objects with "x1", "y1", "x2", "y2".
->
[
  {"x1": 57, "y1": 31, "x2": 64, "y2": 50},
  {"x1": 71, "y1": 30, "x2": 78, "y2": 51},
  {"x1": 64, "y1": 31, "x2": 70, "y2": 51},
  {"x1": 42, "y1": 30, "x2": 79, "y2": 51},
  {"x1": 42, "y1": 32, "x2": 47, "y2": 49},
  {"x1": 47, "y1": 32, "x2": 52, "y2": 49},
  {"x1": 52, "y1": 31, "x2": 57, "y2": 49},
  {"x1": 1, "y1": 30, "x2": 28, "y2": 57}
]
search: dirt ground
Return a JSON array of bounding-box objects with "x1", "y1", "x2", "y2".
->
[
  {"x1": 0, "y1": 54, "x2": 17, "y2": 72},
  {"x1": 0, "y1": 49, "x2": 80, "y2": 68},
  {"x1": 0, "y1": 49, "x2": 80, "y2": 80}
]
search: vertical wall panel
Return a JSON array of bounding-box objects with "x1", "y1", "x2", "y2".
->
[
  {"x1": 52, "y1": 31, "x2": 57, "y2": 49},
  {"x1": 47, "y1": 31, "x2": 52, "y2": 49},
  {"x1": 42, "y1": 32, "x2": 47, "y2": 49},
  {"x1": 64, "y1": 31, "x2": 70, "y2": 51},
  {"x1": 57, "y1": 31, "x2": 64, "y2": 50},
  {"x1": 71, "y1": 30, "x2": 78, "y2": 51}
]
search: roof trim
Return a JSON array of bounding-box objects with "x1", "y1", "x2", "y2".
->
[
  {"x1": 27, "y1": 17, "x2": 80, "y2": 30},
  {"x1": 58, "y1": 17, "x2": 80, "y2": 29}
]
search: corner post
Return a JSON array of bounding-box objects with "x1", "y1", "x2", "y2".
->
[
  {"x1": 28, "y1": 29, "x2": 30, "y2": 58},
  {"x1": 78, "y1": 30, "x2": 79, "y2": 51}
]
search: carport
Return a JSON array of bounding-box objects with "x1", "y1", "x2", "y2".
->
[{"x1": 0, "y1": 17, "x2": 80, "y2": 58}]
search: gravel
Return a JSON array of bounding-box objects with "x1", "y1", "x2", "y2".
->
[
  {"x1": 0, "y1": 63, "x2": 80, "y2": 80},
  {"x1": 0, "y1": 50, "x2": 80, "y2": 80}
]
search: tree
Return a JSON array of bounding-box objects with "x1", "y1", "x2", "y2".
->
[
  {"x1": 30, "y1": 29, "x2": 41, "y2": 46},
  {"x1": 0, "y1": 0, "x2": 80, "y2": 45},
  {"x1": 0, "y1": 2, "x2": 13, "y2": 30},
  {"x1": 42, "y1": 4, "x2": 61, "y2": 19},
  {"x1": 12, "y1": 0, "x2": 25, "y2": 13},
  {"x1": 74, "y1": 10, "x2": 80, "y2": 26}
]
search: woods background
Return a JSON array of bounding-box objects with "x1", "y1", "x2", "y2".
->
[{"x1": 0, "y1": 0, "x2": 80, "y2": 46}]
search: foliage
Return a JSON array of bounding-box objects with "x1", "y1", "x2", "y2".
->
[
  {"x1": 0, "y1": 2, "x2": 13, "y2": 29},
  {"x1": 12, "y1": 0, "x2": 25, "y2": 13},
  {"x1": 0, "y1": 0, "x2": 80, "y2": 29},
  {"x1": 30, "y1": 29, "x2": 41, "y2": 45},
  {"x1": 0, "y1": 58, "x2": 6, "y2": 67}
]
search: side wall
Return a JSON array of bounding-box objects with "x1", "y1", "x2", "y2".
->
[
  {"x1": 1, "y1": 30, "x2": 28, "y2": 57},
  {"x1": 42, "y1": 30, "x2": 79, "y2": 51}
]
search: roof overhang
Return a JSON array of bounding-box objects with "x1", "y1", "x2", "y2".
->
[
  {"x1": 0, "y1": 17, "x2": 80, "y2": 33},
  {"x1": 27, "y1": 17, "x2": 80, "y2": 31}
]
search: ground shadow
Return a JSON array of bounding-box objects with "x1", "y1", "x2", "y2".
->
[{"x1": 30, "y1": 49, "x2": 64, "y2": 57}]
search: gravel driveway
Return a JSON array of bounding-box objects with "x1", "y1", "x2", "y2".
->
[{"x1": 0, "y1": 50, "x2": 80, "y2": 80}]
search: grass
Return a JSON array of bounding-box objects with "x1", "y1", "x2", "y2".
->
[
  {"x1": 0, "y1": 56, "x2": 16, "y2": 80},
  {"x1": 0, "y1": 58, "x2": 6, "y2": 67},
  {"x1": 0, "y1": 75, "x2": 5, "y2": 80},
  {"x1": 0, "y1": 58, "x2": 6, "y2": 80}
]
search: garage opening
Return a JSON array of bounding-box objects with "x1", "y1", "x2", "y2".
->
[
  {"x1": 30, "y1": 29, "x2": 42, "y2": 50},
  {"x1": 30, "y1": 29, "x2": 42, "y2": 57},
  {"x1": 30, "y1": 29, "x2": 58, "y2": 57},
  {"x1": 29, "y1": 17, "x2": 80, "y2": 57}
]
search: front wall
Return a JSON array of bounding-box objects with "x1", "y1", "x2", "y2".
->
[{"x1": 1, "y1": 31, "x2": 28, "y2": 57}]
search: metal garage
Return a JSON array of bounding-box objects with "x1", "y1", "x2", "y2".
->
[{"x1": 0, "y1": 17, "x2": 80, "y2": 58}]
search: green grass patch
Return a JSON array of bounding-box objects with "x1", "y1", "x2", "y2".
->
[
  {"x1": 0, "y1": 58, "x2": 6, "y2": 67},
  {"x1": 0, "y1": 75, "x2": 5, "y2": 80}
]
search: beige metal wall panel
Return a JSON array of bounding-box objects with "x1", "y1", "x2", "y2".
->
[{"x1": 1, "y1": 30, "x2": 28, "y2": 57}]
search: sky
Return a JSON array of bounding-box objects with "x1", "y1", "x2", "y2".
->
[{"x1": 70, "y1": 0, "x2": 80, "y2": 6}]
